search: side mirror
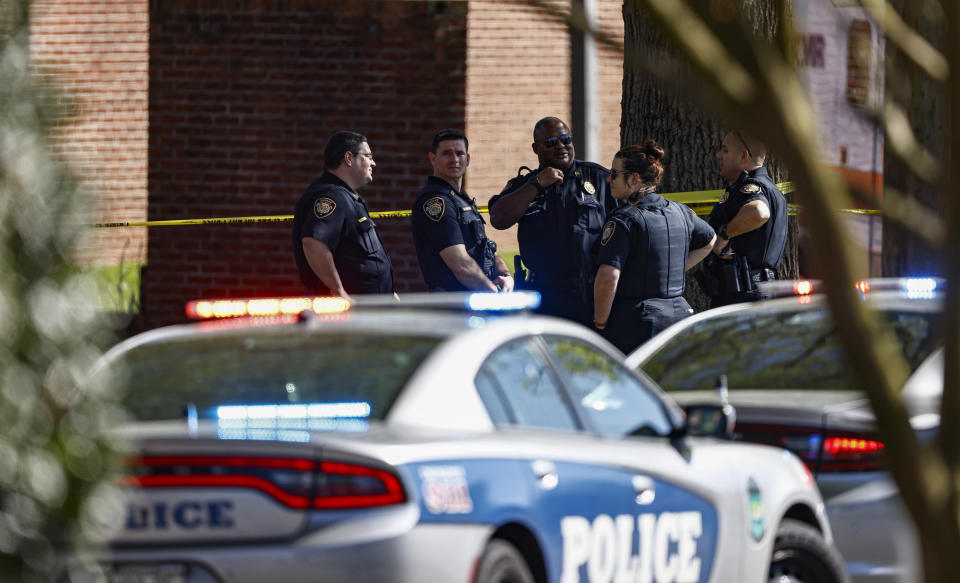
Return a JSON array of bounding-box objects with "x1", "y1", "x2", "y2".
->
[
  {"x1": 683, "y1": 375, "x2": 736, "y2": 438},
  {"x1": 684, "y1": 403, "x2": 736, "y2": 438}
]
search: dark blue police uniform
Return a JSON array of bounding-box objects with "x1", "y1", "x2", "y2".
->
[
  {"x1": 292, "y1": 172, "x2": 394, "y2": 295},
  {"x1": 489, "y1": 160, "x2": 617, "y2": 326},
  {"x1": 411, "y1": 176, "x2": 499, "y2": 291},
  {"x1": 597, "y1": 193, "x2": 715, "y2": 353},
  {"x1": 706, "y1": 166, "x2": 787, "y2": 307}
]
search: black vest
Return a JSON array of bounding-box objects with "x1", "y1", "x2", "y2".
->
[{"x1": 614, "y1": 201, "x2": 690, "y2": 300}]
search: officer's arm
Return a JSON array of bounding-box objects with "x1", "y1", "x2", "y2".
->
[
  {"x1": 439, "y1": 244, "x2": 499, "y2": 292},
  {"x1": 489, "y1": 168, "x2": 564, "y2": 229},
  {"x1": 302, "y1": 237, "x2": 352, "y2": 301},
  {"x1": 492, "y1": 254, "x2": 514, "y2": 292},
  {"x1": 593, "y1": 264, "x2": 620, "y2": 330},
  {"x1": 712, "y1": 200, "x2": 770, "y2": 255},
  {"x1": 687, "y1": 234, "x2": 717, "y2": 270}
]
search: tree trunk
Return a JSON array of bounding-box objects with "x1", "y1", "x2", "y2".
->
[
  {"x1": 622, "y1": 0, "x2": 798, "y2": 312},
  {"x1": 881, "y1": 2, "x2": 946, "y2": 277}
]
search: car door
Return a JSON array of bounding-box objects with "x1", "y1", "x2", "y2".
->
[{"x1": 475, "y1": 335, "x2": 719, "y2": 583}]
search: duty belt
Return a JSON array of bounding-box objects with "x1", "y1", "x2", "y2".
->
[{"x1": 749, "y1": 268, "x2": 777, "y2": 283}]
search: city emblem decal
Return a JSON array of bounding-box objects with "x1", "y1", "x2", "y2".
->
[
  {"x1": 748, "y1": 477, "x2": 766, "y2": 542},
  {"x1": 424, "y1": 197, "x2": 445, "y2": 222},
  {"x1": 601, "y1": 221, "x2": 616, "y2": 246},
  {"x1": 314, "y1": 198, "x2": 336, "y2": 219}
]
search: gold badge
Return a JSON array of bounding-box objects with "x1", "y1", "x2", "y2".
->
[
  {"x1": 741, "y1": 183, "x2": 761, "y2": 194},
  {"x1": 583, "y1": 181, "x2": 596, "y2": 195},
  {"x1": 718, "y1": 190, "x2": 729, "y2": 204},
  {"x1": 424, "y1": 197, "x2": 445, "y2": 222},
  {"x1": 313, "y1": 198, "x2": 336, "y2": 219},
  {"x1": 601, "y1": 221, "x2": 616, "y2": 246}
]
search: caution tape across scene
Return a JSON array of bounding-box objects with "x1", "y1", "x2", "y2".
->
[{"x1": 89, "y1": 182, "x2": 872, "y2": 228}]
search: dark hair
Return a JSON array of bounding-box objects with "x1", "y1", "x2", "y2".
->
[
  {"x1": 730, "y1": 130, "x2": 767, "y2": 163},
  {"x1": 615, "y1": 140, "x2": 665, "y2": 188},
  {"x1": 432, "y1": 129, "x2": 468, "y2": 153},
  {"x1": 323, "y1": 131, "x2": 368, "y2": 171}
]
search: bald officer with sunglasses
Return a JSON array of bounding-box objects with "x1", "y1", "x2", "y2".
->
[{"x1": 489, "y1": 117, "x2": 619, "y2": 327}]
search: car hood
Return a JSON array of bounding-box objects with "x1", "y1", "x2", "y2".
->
[{"x1": 668, "y1": 389, "x2": 866, "y2": 413}]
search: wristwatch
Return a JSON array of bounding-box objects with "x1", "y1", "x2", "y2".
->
[{"x1": 718, "y1": 225, "x2": 730, "y2": 239}]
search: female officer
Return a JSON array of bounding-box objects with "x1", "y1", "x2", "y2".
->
[{"x1": 592, "y1": 141, "x2": 716, "y2": 353}]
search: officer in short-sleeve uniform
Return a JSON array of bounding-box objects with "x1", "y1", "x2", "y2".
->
[
  {"x1": 412, "y1": 176, "x2": 500, "y2": 291},
  {"x1": 489, "y1": 160, "x2": 616, "y2": 325},
  {"x1": 292, "y1": 172, "x2": 394, "y2": 295},
  {"x1": 707, "y1": 166, "x2": 787, "y2": 306},
  {"x1": 597, "y1": 193, "x2": 715, "y2": 353}
]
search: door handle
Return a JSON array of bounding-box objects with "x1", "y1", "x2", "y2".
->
[
  {"x1": 632, "y1": 475, "x2": 656, "y2": 505},
  {"x1": 531, "y1": 460, "x2": 558, "y2": 490}
]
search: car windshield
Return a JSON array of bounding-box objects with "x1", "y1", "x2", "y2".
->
[
  {"x1": 640, "y1": 308, "x2": 940, "y2": 391},
  {"x1": 112, "y1": 332, "x2": 443, "y2": 421}
]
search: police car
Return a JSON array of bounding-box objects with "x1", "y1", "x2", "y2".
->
[
  {"x1": 66, "y1": 292, "x2": 846, "y2": 583},
  {"x1": 626, "y1": 278, "x2": 943, "y2": 582}
]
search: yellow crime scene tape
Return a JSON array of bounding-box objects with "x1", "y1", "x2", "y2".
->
[{"x1": 89, "y1": 181, "x2": 870, "y2": 228}]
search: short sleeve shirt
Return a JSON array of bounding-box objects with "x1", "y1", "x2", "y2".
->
[
  {"x1": 411, "y1": 176, "x2": 493, "y2": 291},
  {"x1": 292, "y1": 172, "x2": 394, "y2": 294}
]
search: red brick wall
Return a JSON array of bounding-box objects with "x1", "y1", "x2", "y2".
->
[
  {"x1": 29, "y1": 0, "x2": 149, "y2": 267},
  {"x1": 144, "y1": 1, "x2": 468, "y2": 327},
  {"x1": 465, "y1": 0, "x2": 623, "y2": 254}
]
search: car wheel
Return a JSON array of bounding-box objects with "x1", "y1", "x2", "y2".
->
[
  {"x1": 474, "y1": 539, "x2": 535, "y2": 583},
  {"x1": 768, "y1": 519, "x2": 849, "y2": 583}
]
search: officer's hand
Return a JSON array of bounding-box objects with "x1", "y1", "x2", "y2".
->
[
  {"x1": 495, "y1": 274, "x2": 514, "y2": 293},
  {"x1": 536, "y1": 167, "x2": 564, "y2": 189},
  {"x1": 712, "y1": 237, "x2": 733, "y2": 259}
]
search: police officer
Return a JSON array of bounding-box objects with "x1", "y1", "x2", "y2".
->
[
  {"x1": 411, "y1": 129, "x2": 513, "y2": 292},
  {"x1": 292, "y1": 131, "x2": 394, "y2": 300},
  {"x1": 706, "y1": 131, "x2": 787, "y2": 307},
  {"x1": 488, "y1": 117, "x2": 618, "y2": 326},
  {"x1": 593, "y1": 141, "x2": 716, "y2": 354}
]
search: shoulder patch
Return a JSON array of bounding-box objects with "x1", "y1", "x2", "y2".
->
[
  {"x1": 583, "y1": 181, "x2": 596, "y2": 195},
  {"x1": 423, "y1": 196, "x2": 445, "y2": 222},
  {"x1": 741, "y1": 183, "x2": 762, "y2": 194},
  {"x1": 313, "y1": 197, "x2": 336, "y2": 219},
  {"x1": 601, "y1": 221, "x2": 616, "y2": 246},
  {"x1": 718, "y1": 190, "x2": 730, "y2": 204}
]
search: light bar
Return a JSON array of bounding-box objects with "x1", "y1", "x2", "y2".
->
[
  {"x1": 186, "y1": 296, "x2": 350, "y2": 319},
  {"x1": 216, "y1": 402, "x2": 372, "y2": 421},
  {"x1": 465, "y1": 291, "x2": 541, "y2": 311}
]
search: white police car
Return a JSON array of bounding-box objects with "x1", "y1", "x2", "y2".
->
[{"x1": 66, "y1": 292, "x2": 846, "y2": 583}]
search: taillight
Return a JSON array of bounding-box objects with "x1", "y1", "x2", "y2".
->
[
  {"x1": 122, "y1": 456, "x2": 406, "y2": 510},
  {"x1": 734, "y1": 424, "x2": 886, "y2": 473},
  {"x1": 820, "y1": 434, "x2": 885, "y2": 472},
  {"x1": 314, "y1": 461, "x2": 406, "y2": 509}
]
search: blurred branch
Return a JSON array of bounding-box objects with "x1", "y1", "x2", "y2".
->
[
  {"x1": 644, "y1": 0, "x2": 755, "y2": 103},
  {"x1": 882, "y1": 99, "x2": 943, "y2": 182},
  {"x1": 860, "y1": 0, "x2": 949, "y2": 82},
  {"x1": 875, "y1": 186, "x2": 946, "y2": 248}
]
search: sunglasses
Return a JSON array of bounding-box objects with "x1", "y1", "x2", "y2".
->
[
  {"x1": 541, "y1": 134, "x2": 573, "y2": 148},
  {"x1": 609, "y1": 169, "x2": 633, "y2": 179}
]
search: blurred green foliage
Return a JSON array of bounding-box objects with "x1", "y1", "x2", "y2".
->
[{"x1": 0, "y1": 11, "x2": 125, "y2": 582}]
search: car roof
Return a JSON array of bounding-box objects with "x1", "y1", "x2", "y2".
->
[{"x1": 625, "y1": 288, "x2": 942, "y2": 369}]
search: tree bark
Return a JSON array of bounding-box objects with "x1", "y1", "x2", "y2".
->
[{"x1": 881, "y1": 2, "x2": 946, "y2": 277}]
